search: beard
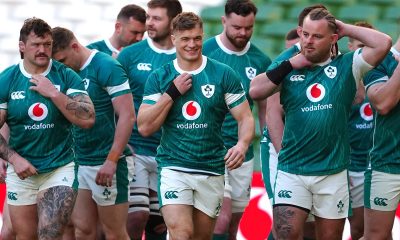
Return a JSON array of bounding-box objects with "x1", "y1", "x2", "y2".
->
[
  {"x1": 226, "y1": 32, "x2": 250, "y2": 49},
  {"x1": 148, "y1": 28, "x2": 170, "y2": 43},
  {"x1": 301, "y1": 44, "x2": 332, "y2": 63}
]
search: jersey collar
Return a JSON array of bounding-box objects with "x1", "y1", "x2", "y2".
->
[
  {"x1": 19, "y1": 59, "x2": 52, "y2": 78},
  {"x1": 173, "y1": 55, "x2": 207, "y2": 75},
  {"x1": 215, "y1": 34, "x2": 250, "y2": 56},
  {"x1": 105, "y1": 38, "x2": 119, "y2": 54},
  {"x1": 147, "y1": 37, "x2": 176, "y2": 54},
  {"x1": 80, "y1": 50, "x2": 98, "y2": 71}
]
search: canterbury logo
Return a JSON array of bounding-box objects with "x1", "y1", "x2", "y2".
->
[
  {"x1": 8, "y1": 192, "x2": 17, "y2": 201},
  {"x1": 164, "y1": 191, "x2": 178, "y2": 199},
  {"x1": 277, "y1": 190, "x2": 292, "y2": 198},
  {"x1": 289, "y1": 75, "x2": 305, "y2": 81},
  {"x1": 137, "y1": 63, "x2": 151, "y2": 71},
  {"x1": 374, "y1": 197, "x2": 388, "y2": 206},
  {"x1": 11, "y1": 91, "x2": 25, "y2": 100}
]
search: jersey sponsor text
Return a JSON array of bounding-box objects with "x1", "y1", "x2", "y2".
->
[{"x1": 301, "y1": 103, "x2": 333, "y2": 112}]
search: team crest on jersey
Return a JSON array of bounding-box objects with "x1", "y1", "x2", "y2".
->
[
  {"x1": 306, "y1": 83, "x2": 326, "y2": 102},
  {"x1": 201, "y1": 84, "x2": 215, "y2": 98},
  {"x1": 28, "y1": 102, "x2": 48, "y2": 121},
  {"x1": 245, "y1": 67, "x2": 257, "y2": 80},
  {"x1": 82, "y1": 78, "x2": 90, "y2": 90},
  {"x1": 324, "y1": 66, "x2": 337, "y2": 79},
  {"x1": 182, "y1": 101, "x2": 201, "y2": 120},
  {"x1": 360, "y1": 103, "x2": 373, "y2": 121}
]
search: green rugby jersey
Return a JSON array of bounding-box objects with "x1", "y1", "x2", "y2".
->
[
  {"x1": 203, "y1": 35, "x2": 271, "y2": 161},
  {"x1": 117, "y1": 38, "x2": 176, "y2": 156},
  {"x1": 277, "y1": 51, "x2": 369, "y2": 175},
  {"x1": 73, "y1": 50, "x2": 131, "y2": 166},
  {"x1": 87, "y1": 39, "x2": 117, "y2": 56},
  {"x1": 0, "y1": 60, "x2": 86, "y2": 173},
  {"x1": 363, "y1": 49, "x2": 400, "y2": 174},
  {"x1": 142, "y1": 56, "x2": 246, "y2": 175},
  {"x1": 348, "y1": 97, "x2": 374, "y2": 172}
]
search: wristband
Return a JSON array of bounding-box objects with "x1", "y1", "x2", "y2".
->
[
  {"x1": 107, "y1": 151, "x2": 120, "y2": 163},
  {"x1": 266, "y1": 60, "x2": 293, "y2": 85},
  {"x1": 165, "y1": 81, "x2": 181, "y2": 101}
]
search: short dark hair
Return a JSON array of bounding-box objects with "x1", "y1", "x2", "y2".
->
[
  {"x1": 307, "y1": 8, "x2": 337, "y2": 33},
  {"x1": 298, "y1": 4, "x2": 327, "y2": 26},
  {"x1": 148, "y1": 0, "x2": 182, "y2": 20},
  {"x1": 19, "y1": 17, "x2": 52, "y2": 43},
  {"x1": 51, "y1": 27, "x2": 76, "y2": 54},
  {"x1": 225, "y1": 0, "x2": 257, "y2": 17},
  {"x1": 171, "y1": 12, "x2": 202, "y2": 33},
  {"x1": 286, "y1": 28, "x2": 299, "y2": 41},
  {"x1": 117, "y1": 4, "x2": 146, "y2": 24}
]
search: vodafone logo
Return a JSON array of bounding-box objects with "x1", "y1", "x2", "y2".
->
[
  {"x1": 182, "y1": 101, "x2": 201, "y2": 120},
  {"x1": 360, "y1": 103, "x2": 373, "y2": 121},
  {"x1": 28, "y1": 103, "x2": 48, "y2": 121},
  {"x1": 306, "y1": 83, "x2": 326, "y2": 102}
]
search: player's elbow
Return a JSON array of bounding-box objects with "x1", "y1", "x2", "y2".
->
[
  {"x1": 138, "y1": 123, "x2": 153, "y2": 137},
  {"x1": 249, "y1": 85, "x2": 264, "y2": 101}
]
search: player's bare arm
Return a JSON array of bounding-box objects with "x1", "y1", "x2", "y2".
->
[
  {"x1": 337, "y1": 20, "x2": 391, "y2": 67},
  {"x1": 225, "y1": 100, "x2": 254, "y2": 170},
  {"x1": 0, "y1": 110, "x2": 37, "y2": 179},
  {"x1": 29, "y1": 74, "x2": 95, "y2": 129},
  {"x1": 266, "y1": 93, "x2": 284, "y2": 152},
  {"x1": 66, "y1": 94, "x2": 95, "y2": 121},
  {"x1": 250, "y1": 53, "x2": 311, "y2": 101},
  {"x1": 367, "y1": 57, "x2": 400, "y2": 115},
  {"x1": 96, "y1": 93, "x2": 135, "y2": 187},
  {"x1": 138, "y1": 73, "x2": 192, "y2": 137}
]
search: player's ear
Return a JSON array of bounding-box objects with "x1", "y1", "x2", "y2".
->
[{"x1": 19, "y1": 41, "x2": 25, "y2": 53}]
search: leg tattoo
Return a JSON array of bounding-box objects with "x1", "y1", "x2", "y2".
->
[
  {"x1": 37, "y1": 186, "x2": 77, "y2": 239},
  {"x1": 273, "y1": 206, "x2": 296, "y2": 238}
]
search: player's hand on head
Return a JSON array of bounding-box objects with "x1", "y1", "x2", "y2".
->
[
  {"x1": 29, "y1": 74, "x2": 59, "y2": 98},
  {"x1": 173, "y1": 73, "x2": 192, "y2": 95},
  {"x1": 335, "y1": 20, "x2": 346, "y2": 39},
  {"x1": 95, "y1": 160, "x2": 117, "y2": 187}
]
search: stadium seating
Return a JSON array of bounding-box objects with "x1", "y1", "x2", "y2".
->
[{"x1": 337, "y1": 4, "x2": 379, "y2": 23}]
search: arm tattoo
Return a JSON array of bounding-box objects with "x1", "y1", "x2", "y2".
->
[
  {"x1": 0, "y1": 134, "x2": 14, "y2": 162},
  {"x1": 66, "y1": 94, "x2": 94, "y2": 120}
]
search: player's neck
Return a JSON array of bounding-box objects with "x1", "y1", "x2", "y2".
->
[
  {"x1": 109, "y1": 36, "x2": 122, "y2": 51},
  {"x1": 219, "y1": 32, "x2": 245, "y2": 52},
  {"x1": 176, "y1": 57, "x2": 202, "y2": 72},
  {"x1": 80, "y1": 47, "x2": 93, "y2": 69},
  {"x1": 23, "y1": 60, "x2": 49, "y2": 75},
  {"x1": 151, "y1": 37, "x2": 174, "y2": 50}
]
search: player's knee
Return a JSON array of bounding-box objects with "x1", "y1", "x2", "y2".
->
[{"x1": 129, "y1": 187, "x2": 150, "y2": 213}]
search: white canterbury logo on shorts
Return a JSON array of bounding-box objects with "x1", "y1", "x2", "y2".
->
[
  {"x1": 137, "y1": 63, "x2": 152, "y2": 71},
  {"x1": 11, "y1": 91, "x2": 25, "y2": 100}
]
